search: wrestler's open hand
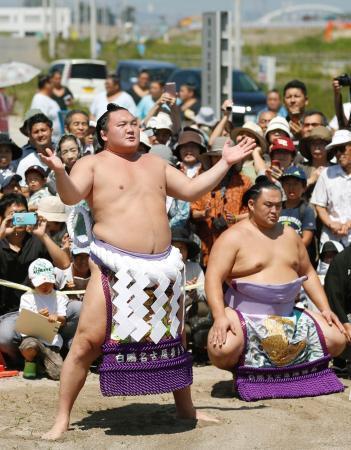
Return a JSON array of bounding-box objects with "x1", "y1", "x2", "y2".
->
[
  {"x1": 221, "y1": 136, "x2": 256, "y2": 166},
  {"x1": 209, "y1": 314, "x2": 236, "y2": 347},
  {"x1": 39, "y1": 148, "x2": 65, "y2": 172},
  {"x1": 321, "y1": 309, "x2": 346, "y2": 335}
]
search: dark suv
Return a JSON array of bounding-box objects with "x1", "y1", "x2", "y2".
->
[
  {"x1": 116, "y1": 60, "x2": 178, "y2": 91},
  {"x1": 168, "y1": 68, "x2": 266, "y2": 123}
]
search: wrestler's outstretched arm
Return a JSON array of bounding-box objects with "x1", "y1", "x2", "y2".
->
[
  {"x1": 205, "y1": 229, "x2": 239, "y2": 346},
  {"x1": 296, "y1": 233, "x2": 345, "y2": 334},
  {"x1": 40, "y1": 148, "x2": 94, "y2": 205},
  {"x1": 166, "y1": 137, "x2": 256, "y2": 201}
]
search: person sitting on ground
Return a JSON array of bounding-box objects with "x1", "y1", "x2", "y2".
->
[
  {"x1": 324, "y1": 245, "x2": 351, "y2": 375},
  {"x1": 191, "y1": 138, "x2": 252, "y2": 267},
  {"x1": 0, "y1": 173, "x2": 22, "y2": 196},
  {"x1": 0, "y1": 134, "x2": 22, "y2": 177},
  {"x1": 55, "y1": 239, "x2": 91, "y2": 302},
  {"x1": 30, "y1": 75, "x2": 61, "y2": 141},
  {"x1": 283, "y1": 79, "x2": 309, "y2": 141},
  {"x1": 311, "y1": 129, "x2": 351, "y2": 247},
  {"x1": 50, "y1": 70, "x2": 73, "y2": 111},
  {"x1": 279, "y1": 166, "x2": 316, "y2": 249},
  {"x1": 127, "y1": 70, "x2": 150, "y2": 105},
  {"x1": 298, "y1": 126, "x2": 333, "y2": 200},
  {"x1": 0, "y1": 193, "x2": 70, "y2": 364},
  {"x1": 64, "y1": 110, "x2": 89, "y2": 150},
  {"x1": 16, "y1": 113, "x2": 54, "y2": 185},
  {"x1": 206, "y1": 178, "x2": 346, "y2": 402},
  {"x1": 18, "y1": 258, "x2": 68, "y2": 380},
  {"x1": 25, "y1": 165, "x2": 51, "y2": 211}
]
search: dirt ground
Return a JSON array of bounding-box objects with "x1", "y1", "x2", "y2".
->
[{"x1": 1, "y1": 365, "x2": 350, "y2": 450}]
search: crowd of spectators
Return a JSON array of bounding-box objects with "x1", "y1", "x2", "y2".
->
[{"x1": 0, "y1": 70, "x2": 350, "y2": 377}]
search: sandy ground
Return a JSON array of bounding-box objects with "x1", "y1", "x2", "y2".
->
[{"x1": 1, "y1": 365, "x2": 350, "y2": 450}]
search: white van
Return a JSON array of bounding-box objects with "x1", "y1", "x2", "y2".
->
[{"x1": 49, "y1": 59, "x2": 107, "y2": 106}]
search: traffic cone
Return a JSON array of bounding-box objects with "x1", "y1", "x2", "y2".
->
[{"x1": 0, "y1": 351, "x2": 19, "y2": 378}]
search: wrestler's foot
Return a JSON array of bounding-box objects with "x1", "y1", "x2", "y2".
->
[{"x1": 41, "y1": 416, "x2": 69, "y2": 440}]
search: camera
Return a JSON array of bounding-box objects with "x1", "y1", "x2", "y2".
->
[{"x1": 334, "y1": 74, "x2": 351, "y2": 87}]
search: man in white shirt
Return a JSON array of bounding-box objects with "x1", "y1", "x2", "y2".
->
[
  {"x1": 90, "y1": 74, "x2": 136, "y2": 120},
  {"x1": 30, "y1": 75, "x2": 61, "y2": 142},
  {"x1": 16, "y1": 113, "x2": 54, "y2": 185},
  {"x1": 311, "y1": 129, "x2": 351, "y2": 246}
]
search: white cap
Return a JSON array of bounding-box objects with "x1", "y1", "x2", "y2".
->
[
  {"x1": 147, "y1": 112, "x2": 173, "y2": 131},
  {"x1": 139, "y1": 130, "x2": 151, "y2": 149},
  {"x1": 325, "y1": 129, "x2": 351, "y2": 150},
  {"x1": 28, "y1": 258, "x2": 56, "y2": 287},
  {"x1": 71, "y1": 236, "x2": 90, "y2": 256},
  {"x1": 265, "y1": 116, "x2": 293, "y2": 139}
]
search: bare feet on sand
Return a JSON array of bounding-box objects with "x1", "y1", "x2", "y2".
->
[
  {"x1": 177, "y1": 408, "x2": 219, "y2": 423},
  {"x1": 41, "y1": 417, "x2": 69, "y2": 441}
]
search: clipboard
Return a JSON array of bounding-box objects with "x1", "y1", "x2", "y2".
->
[{"x1": 15, "y1": 309, "x2": 60, "y2": 344}]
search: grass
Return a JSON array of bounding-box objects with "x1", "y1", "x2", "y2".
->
[{"x1": 14, "y1": 32, "x2": 351, "y2": 120}]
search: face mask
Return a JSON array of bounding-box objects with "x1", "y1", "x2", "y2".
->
[{"x1": 317, "y1": 261, "x2": 329, "y2": 275}]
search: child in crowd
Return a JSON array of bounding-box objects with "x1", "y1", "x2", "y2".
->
[
  {"x1": 18, "y1": 258, "x2": 68, "y2": 380},
  {"x1": 0, "y1": 133, "x2": 22, "y2": 177},
  {"x1": 25, "y1": 165, "x2": 51, "y2": 210},
  {"x1": 279, "y1": 166, "x2": 316, "y2": 249},
  {"x1": 0, "y1": 173, "x2": 22, "y2": 196}
]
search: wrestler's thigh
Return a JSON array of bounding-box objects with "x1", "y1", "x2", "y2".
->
[
  {"x1": 306, "y1": 309, "x2": 346, "y2": 357},
  {"x1": 207, "y1": 308, "x2": 245, "y2": 369},
  {"x1": 73, "y1": 258, "x2": 107, "y2": 348}
]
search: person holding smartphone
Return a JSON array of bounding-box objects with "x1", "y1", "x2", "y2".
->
[{"x1": 283, "y1": 80, "x2": 309, "y2": 141}]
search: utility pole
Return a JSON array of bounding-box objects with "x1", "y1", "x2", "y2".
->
[
  {"x1": 90, "y1": 0, "x2": 97, "y2": 58},
  {"x1": 49, "y1": 0, "x2": 56, "y2": 59},
  {"x1": 234, "y1": 0, "x2": 241, "y2": 69},
  {"x1": 74, "y1": 0, "x2": 80, "y2": 39}
]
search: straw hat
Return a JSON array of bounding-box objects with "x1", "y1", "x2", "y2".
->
[
  {"x1": 230, "y1": 121, "x2": 267, "y2": 153},
  {"x1": 299, "y1": 126, "x2": 333, "y2": 161}
]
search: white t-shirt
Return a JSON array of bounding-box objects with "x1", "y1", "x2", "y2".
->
[
  {"x1": 311, "y1": 165, "x2": 351, "y2": 246},
  {"x1": 30, "y1": 93, "x2": 61, "y2": 141},
  {"x1": 16, "y1": 152, "x2": 48, "y2": 186},
  {"x1": 90, "y1": 91, "x2": 137, "y2": 120},
  {"x1": 19, "y1": 290, "x2": 68, "y2": 348}
]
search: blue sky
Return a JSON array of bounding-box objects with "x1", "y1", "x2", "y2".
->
[{"x1": 1, "y1": 1, "x2": 350, "y2": 22}]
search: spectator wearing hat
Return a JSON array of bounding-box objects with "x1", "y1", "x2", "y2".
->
[
  {"x1": 16, "y1": 113, "x2": 54, "y2": 187},
  {"x1": 37, "y1": 196, "x2": 69, "y2": 248},
  {"x1": 30, "y1": 75, "x2": 61, "y2": 141},
  {"x1": 138, "y1": 130, "x2": 151, "y2": 154},
  {"x1": 311, "y1": 129, "x2": 351, "y2": 247},
  {"x1": 279, "y1": 166, "x2": 316, "y2": 248},
  {"x1": 191, "y1": 138, "x2": 252, "y2": 266},
  {"x1": 192, "y1": 106, "x2": 217, "y2": 144},
  {"x1": 283, "y1": 79, "x2": 308, "y2": 141},
  {"x1": 0, "y1": 173, "x2": 22, "y2": 196},
  {"x1": 324, "y1": 245, "x2": 351, "y2": 373},
  {"x1": 265, "y1": 116, "x2": 293, "y2": 148},
  {"x1": 317, "y1": 240, "x2": 344, "y2": 278},
  {"x1": 265, "y1": 136, "x2": 297, "y2": 182},
  {"x1": 231, "y1": 122, "x2": 268, "y2": 183},
  {"x1": 0, "y1": 193, "x2": 70, "y2": 363},
  {"x1": 17, "y1": 258, "x2": 68, "y2": 380},
  {"x1": 147, "y1": 112, "x2": 174, "y2": 146},
  {"x1": 298, "y1": 125, "x2": 334, "y2": 199},
  {"x1": 90, "y1": 74, "x2": 136, "y2": 121},
  {"x1": 25, "y1": 165, "x2": 51, "y2": 211},
  {"x1": 0, "y1": 134, "x2": 22, "y2": 177},
  {"x1": 175, "y1": 129, "x2": 207, "y2": 177}
]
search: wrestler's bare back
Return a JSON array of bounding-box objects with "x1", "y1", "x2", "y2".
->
[{"x1": 85, "y1": 151, "x2": 171, "y2": 253}]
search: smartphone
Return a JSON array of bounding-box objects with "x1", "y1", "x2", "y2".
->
[
  {"x1": 164, "y1": 82, "x2": 177, "y2": 97},
  {"x1": 271, "y1": 160, "x2": 281, "y2": 170},
  {"x1": 12, "y1": 212, "x2": 37, "y2": 227}
]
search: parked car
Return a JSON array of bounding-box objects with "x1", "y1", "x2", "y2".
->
[
  {"x1": 167, "y1": 68, "x2": 266, "y2": 124},
  {"x1": 116, "y1": 60, "x2": 178, "y2": 92},
  {"x1": 49, "y1": 59, "x2": 107, "y2": 106}
]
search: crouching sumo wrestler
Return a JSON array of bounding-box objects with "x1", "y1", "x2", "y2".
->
[
  {"x1": 40, "y1": 104, "x2": 256, "y2": 439},
  {"x1": 206, "y1": 178, "x2": 347, "y2": 401}
]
